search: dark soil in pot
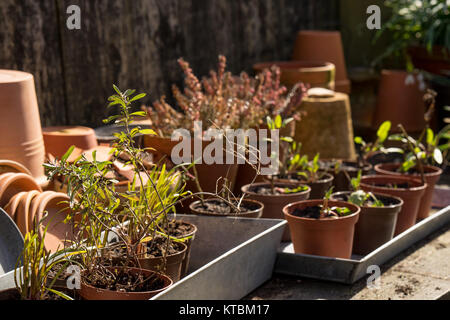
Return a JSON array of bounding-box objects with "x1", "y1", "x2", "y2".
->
[
  {"x1": 283, "y1": 200, "x2": 360, "y2": 259},
  {"x1": 360, "y1": 175, "x2": 426, "y2": 236},
  {"x1": 79, "y1": 266, "x2": 172, "y2": 300},
  {"x1": 164, "y1": 219, "x2": 197, "y2": 278},
  {"x1": 331, "y1": 191, "x2": 403, "y2": 255},
  {"x1": 319, "y1": 159, "x2": 372, "y2": 191},
  {"x1": 242, "y1": 182, "x2": 311, "y2": 241},
  {"x1": 190, "y1": 198, "x2": 263, "y2": 218},
  {"x1": 275, "y1": 172, "x2": 334, "y2": 199}
]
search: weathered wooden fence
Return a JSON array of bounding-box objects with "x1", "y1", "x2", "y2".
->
[{"x1": 0, "y1": 0, "x2": 339, "y2": 127}]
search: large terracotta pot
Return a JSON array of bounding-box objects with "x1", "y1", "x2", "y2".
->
[
  {"x1": 372, "y1": 70, "x2": 426, "y2": 133},
  {"x1": 79, "y1": 267, "x2": 172, "y2": 300},
  {"x1": 42, "y1": 126, "x2": 98, "y2": 159},
  {"x1": 331, "y1": 191, "x2": 403, "y2": 255},
  {"x1": 253, "y1": 61, "x2": 336, "y2": 90},
  {"x1": 283, "y1": 200, "x2": 360, "y2": 258},
  {"x1": 0, "y1": 70, "x2": 46, "y2": 186},
  {"x1": 360, "y1": 175, "x2": 426, "y2": 235},
  {"x1": 292, "y1": 30, "x2": 351, "y2": 94},
  {"x1": 374, "y1": 163, "x2": 443, "y2": 221},
  {"x1": 242, "y1": 182, "x2": 311, "y2": 241}
]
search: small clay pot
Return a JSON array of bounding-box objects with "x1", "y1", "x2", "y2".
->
[
  {"x1": 4, "y1": 191, "x2": 26, "y2": 221},
  {"x1": 360, "y1": 175, "x2": 426, "y2": 235},
  {"x1": 0, "y1": 160, "x2": 33, "y2": 176},
  {"x1": 320, "y1": 159, "x2": 373, "y2": 191},
  {"x1": 167, "y1": 220, "x2": 198, "y2": 278},
  {"x1": 374, "y1": 163, "x2": 443, "y2": 221},
  {"x1": 78, "y1": 266, "x2": 172, "y2": 300},
  {"x1": 242, "y1": 182, "x2": 311, "y2": 241},
  {"x1": 253, "y1": 61, "x2": 336, "y2": 90},
  {"x1": 0, "y1": 173, "x2": 42, "y2": 208},
  {"x1": 331, "y1": 191, "x2": 403, "y2": 255},
  {"x1": 292, "y1": 30, "x2": 350, "y2": 93},
  {"x1": 15, "y1": 190, "x2": 41, "y2": 235},
  {"x1": 283, "y1": 200, "x2": 360, "y2": 258},
  {"x1": 137, "y1": 241, "x2": 187, "y2": 283},
  {"x1": 42, "y1": 126, "x2": 98, "y2": 159},
  {"x1": 189, "y1": 198, "x2": 264, "y2": 218}
]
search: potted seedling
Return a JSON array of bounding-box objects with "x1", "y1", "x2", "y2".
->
[
  {"x1": 283, "y1": 187, "x2": 360, "y2": 259},
  {"x1": 375, "y1": 90, "x2": 449, "y2": 220},
  {"x1": 242, "y1": 115, "x2": 311, "y2": 241},
  {"x1": 331, "y1": 171, "x2": 403, "y2": 255},
  {"x1": 0, "y1": 223, "x2": 75, "y2": 300}
]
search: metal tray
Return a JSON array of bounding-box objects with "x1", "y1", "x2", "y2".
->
[
  {"x1": 275, "y1": 206, "x2": 450, "y2": 284},
  {"x1": 0, "y1": 215, "x2": 287, "y2": 300}
]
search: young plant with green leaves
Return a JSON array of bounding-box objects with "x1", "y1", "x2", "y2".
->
[
  {"x1": 347, "y1": 171, "x2": 384, "y2": 208},
  {"x1": 320, "y1": 187, "x2": 352, "y2": 219},
  {"x1": 354, "y1": 120, "x2": 393, "y2": 166},
  {"x1": 14, "y1": 223, "x2": 75, "y2": 300}
]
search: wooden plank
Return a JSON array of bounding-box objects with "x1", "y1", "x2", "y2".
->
[{"x1": 0, "y1": 0, "x2": 66, "y2": 126}]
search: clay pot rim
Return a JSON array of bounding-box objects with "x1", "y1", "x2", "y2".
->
[
  {"x1": 374, "y1": 163, "x2": 443, "y2": 178},
  {"x1": 0, "y1": 160, "x2": 33, "y2": 176},
  {"x1": 21, "y1": 190, "x2": 42, "y2": 233},
  {"x1": 36, "y1": 192, "x2": 72, "y2": 250},
  {"x1": 241, "y1": 182, "x2": 311, "y2": 197},
  {"x1": 42, "y1": 126, "x2": 96, "y2": 136},
  {"x1": 137, "y1": 240, "x2": 188, "y2": 260},
  {"x1": 6, "y1": 191, "x2": 27, "y2": 221},
  {"x1": 319, "y1": 159, "x2": 373, "y2": 172},
  {"x1": 0, "y1": 69, "x2": 33, "y2": 83},
  {"x1": 0, "y1": 173, "x2": 42, "y2": 207},
  {"x1": 189, "y1": 198, "x2": 264, "y2": 217},
  {"x1": 80, "y1": 266, "x2": 173, "y2": 297},
  {"x1": 16, "y1": 190, "x2": 41, "y2": 234},
  {"x1": 277, "y1": 172, "x2": 334, "y2": 184},
  {"x1": 330, "y1": 191, "x2": 404, "y2": 209},
  {"x1": 253, "y1": 61, "x2": 335, "y2": 73},
  {"x1": 283, "y1": 199, "x2": 360, "y2": 222},
  {"x1": 360, "y1": 175, "x2": 427, "y2": 192}
]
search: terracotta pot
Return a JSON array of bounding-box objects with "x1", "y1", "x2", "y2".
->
[
  {"x1": 137, "y1": 241, "x2": 187, "y2": 283},
  {"x1": 283, "y1": 199, "x2": 360, "y2": 258},
  {"x1": 4, "y1": 191, "x2": 25, "y2": 221},
  {"x1": 42, "y1": 126, "x2": 98, "y2": 159},
  {"x1": 360, "y1": 175, "x2": 426, "y2": 235},
  {"x1": 292, "y1": 30, "x2": 351, "y2": 94},
  {"x1": 78, "y1": 267, "x2": 172, "y2": 300},
  {"x1": 372, "y1": 70, "x2": 426, "y2": 133},
  {"x1": 15, "y1": 190, "x2": 41, "y2": 236},
  {"x1": 167, "y1": 220, "x2": 198, "y2": 278},
  {"x1": 408, "y1": 46, "x2": 450, "y2": 77},
  {"x1": 242, "y1": 182, "x2": 311, "y2": 241},
  {"x1": 320, "y1": 159, "x2": 373, "y2": 191},
  {"x1": 28, "y1": 191, "x2": 55, "y2": 232},
  {"x1": 374, "y1": 163, "x2": 443, "y2": 221},
  {"x1": 0, "y1": 70, "x2": 46, "y2": 186},
  {"x1": 189, "y1": 198, "x2": 264, "y2": 218},
  {"x1": 253, "y1": 61, "x2": 336, "y2": 90},
  {"x1": 0, "y1": 160, "x2": 33, "y2": 176},
  {"x1": 275, "y1": 173, "x2": 334, "y2": 199},
  {"x1": 36, "y1": 192, "x2": 76, "y2": 252},
  {"x1": 0, "y1": 173, "x2": 42, "y2": 208},
  {"x1": 331, "y1": 191, "x2": 403, "y2": 255}
]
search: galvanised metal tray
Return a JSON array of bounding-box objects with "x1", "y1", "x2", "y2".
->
[{"x1": 275, "y1": 206, "x2": 450, "y2": 284}]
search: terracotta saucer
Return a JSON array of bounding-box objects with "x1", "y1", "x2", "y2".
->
[
  {"x1": 28, "y1": 191, "x2": 56, "y2": 233},
  {"x1": 0, "y1": 160, "x2": 32, "y2": 176},
  {"x1": 0, "y1": 173, "x2": 42, "y2": 208},
  {"x1": 4, "y1": 191, "x2": 27, "y2": 221},
  {"x1": 36, "y1": 192, "x2": 75, "y2": 252},
  {"x1": 15, "y1": 190, "x2": 41, "y2": 235}
]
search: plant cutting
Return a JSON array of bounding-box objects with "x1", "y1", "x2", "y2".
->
[
  {"x1": 44, "y1": 86, "x2": 199, "y2": 299},
  {"x1": 331, "y1": 171, "x2": 403, "y2": 255},
  {"x1": 0, "y1": 222, "x2": 75, "y2": 300},
  {"x1": 359, "y1": 175, "x2": 426, "y2": 235},
  {"x1": 283, "y1": 187, "x2": 360, "y2": 259},
  {"x1": 377, "y1": 90, "x2": 449, "y2": 220}
]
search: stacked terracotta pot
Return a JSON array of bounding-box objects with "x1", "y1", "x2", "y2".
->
[{"x1": 0, "y1": 161, "x2": 74, "y2": 253}]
